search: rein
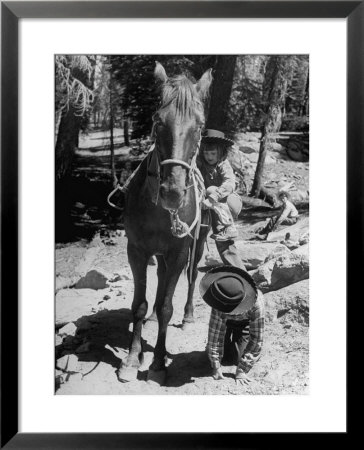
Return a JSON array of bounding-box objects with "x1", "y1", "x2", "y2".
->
[{"x1": 159, "y1": 133, "x2": 203, "y2": 239}]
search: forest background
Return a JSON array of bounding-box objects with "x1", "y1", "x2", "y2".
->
[{"x1": 55, "y1": 54, "x2": 309, "y2": 242}]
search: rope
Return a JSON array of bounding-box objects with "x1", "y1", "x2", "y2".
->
[{"x1": 107, "y1": 184, "x2": 125, "y2": 210}]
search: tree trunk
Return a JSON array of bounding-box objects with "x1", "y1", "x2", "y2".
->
[
  {"x1": 206, "y1": 56, "x2": 237, "y2": 131},
  {"x1": 55, "y1": 106, "x2": 81, "y2": 181},
  {"x1": 123, "y1": 118, "x2": 130, "y2": 146},
  {"x1": 109, "y1": 77, "x2": 117, "y2": 187},
  {"x1": 251, "y1": 56, "x2": 294, "y2": 198}
]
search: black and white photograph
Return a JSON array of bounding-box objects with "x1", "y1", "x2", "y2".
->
[{"x1": 55, "y1": 54, "x2": 309, "y2": 395}]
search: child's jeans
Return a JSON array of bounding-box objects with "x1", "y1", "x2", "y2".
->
[
  {"x1": 206, "y1": 186, "x2": 242, "y2": 229},
  {"x1": 206, "y1": 186, "x2": 245, "y2": 269}
]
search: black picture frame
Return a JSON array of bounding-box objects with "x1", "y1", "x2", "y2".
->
[{"x1": 1, "y1": 1, "x2": 357, "y2": 448}]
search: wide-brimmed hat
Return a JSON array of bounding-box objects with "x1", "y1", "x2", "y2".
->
[
  {"x1": 199, "y1": 265, "x2": 258, "y2": 315},
  {"x1": 201, "y1": 129, "x2": 235, "y2": 147}
]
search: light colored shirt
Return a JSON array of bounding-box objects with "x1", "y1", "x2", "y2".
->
[
  {"x1": 206, "y1": 291, "x2": 265, "y2": 374},
  {"x1": 197, "y1": 157, "x2": 236, "y2": 201},
  {"x1": 278, "y1": 200, "x2": 299, "y2": 223}
]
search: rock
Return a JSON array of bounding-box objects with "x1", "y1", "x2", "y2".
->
[
  {"x1": 235, "y1": 242, "x2": 288, "y2": 270},
  {"x1": 103, "y1": 294, "x2": 111, "y2": 301},
  {"x1": 58, "y1": 322, "x2": 77, "y2": 337},
  {"x1": 55, "y1": 334, "x2": 63, "y2": 346},
  {"x1": 56, "y1": 355, "x2": 69, "y2": 371},
  {"x1": 66, "y1": 354, "x2": 79, "y2": 372},
  {"x1": 280, "y1": 239, "x2": 300, "y2": 250},
  {"x1": 251, "y1": 259, "x2": 275, "y2": 288},
  {"x1": 109, "y1": 273, "x2": 122, "y2": 283},
  {"x1": 292, "y1": 244, "x2": 309, "y2": 258},
  {"x1": 264, "y1": 279, "x2": 309, "y2": 324},
  {"x1": 269, "y1": 252, "x2": 309, "y2": 292},
  {"x1": 268, "y1": 216, "x2": 309, "y2": 242},
  {"x1": 264, "y1": 244, "x2": 291, "y2": 263},
  {"x1": 56, "y1": 275, "x2": 79, "y2": 292},
  {"x1": 74, "y1": 269, "x2": 110, "y2": 290},
  {"x1": 74, "y1": 247, "x2": 101, "y2": 277},
  {"x1": 56, "y1": 288, "x2": 103, "y2": 326},
  {"x1": 252, "y1": 248, "x2": 309, "y2": 293},
  {"x1": 56, "y1": 354, "x2": 79, "y2": 372},
  {"x1": 299, "y1": 232, "x2": 309, "y2": 245}
]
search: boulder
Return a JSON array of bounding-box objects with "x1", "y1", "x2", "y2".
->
[
  {"x1": 251, "y1": 259, "x2": 275, "y2": 288},
  {"x1": 74, "y1": 247, "x2": 101, "y2": 277},
  {"x1": 235, "y1": 242, "x2": 289, "y2": 270},
  {"x1": 269, "y1": 252, "x2": 309, "y2": 292},
  {"x1": 58, "y1": 322, "x2": 77, "y2": 337},
  {"x1": 74, "y1": 268, "x2": 110, "y2": 290},
  {"x1": 56, "y1": 275, "x2": 78, "y2": 292},
  {"x1": 299, "y1": 232, "x2": 309, "y2": 245},
  {"x1": 252, "y1": 248, "x2": 309, "y2": 293},
  {"x1": 263, "y1": 244, "x2": 291, "y2": 263},
  {"x1": 280, "y1": 239, "x2": 300, "y2": 251},
  {"x1": 56, "y1": 354, "x2": 79, "y2": 372},
  {"x1": 263, "y1": 279, "x2": 309, "y2": 324},
  {"x1": 268, "y1": 216, "x2": 309, "y2": 242},
  {"x1": 292, "y1": 243, "x2": 309, "y2": 258}
]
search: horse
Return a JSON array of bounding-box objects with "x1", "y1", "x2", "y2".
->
[{"x1": 117, "y1": 62, "x2": 212, "y2": 385}]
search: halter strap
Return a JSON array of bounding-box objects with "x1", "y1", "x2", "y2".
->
[{"x1": 160, "y1": 159, "x2": 192, "y2": 171}]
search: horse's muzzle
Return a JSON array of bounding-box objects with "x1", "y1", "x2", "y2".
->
[{"x1": 159, "y1": 183, "x2": 185, "y2": 210}]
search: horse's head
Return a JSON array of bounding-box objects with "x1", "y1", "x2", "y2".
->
[{"x1": 153, "y1": 62, "x2": 212, "y2": 211}]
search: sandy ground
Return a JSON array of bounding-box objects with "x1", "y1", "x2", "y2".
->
[
  {"x1": 55, "y1": 129, "x2": 309, "y2": 395},
  {"x1": 56, "y1": 229, "x2": 309, "y2": 395}
]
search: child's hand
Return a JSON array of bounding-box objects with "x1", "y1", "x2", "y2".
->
[
  {"x1": 208, "y1": 192, "x2": 219, "y2": 203},
  {"x1": 235, "y1": 369, "x2": 253, "y2": 386},
  {"x1": 202, "y1": 199, "x2": 214, "y2": 209},
  {"x1": 212, "y1": 367, "x2": 225, "y2": 380}
]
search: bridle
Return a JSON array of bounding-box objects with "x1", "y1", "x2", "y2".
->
[{"x1": 156, "y1": 131, "x2": 203, "y2": 239}]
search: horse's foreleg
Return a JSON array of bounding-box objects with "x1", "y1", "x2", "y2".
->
[
  {"x1": 145, "y1": 255, "x2": 166, "y2": 324},
  {"x1": 147, "y1": 250, "x2": 188, "y2": 384},
  {"x1": 117, "y1": 245, "x2": 148, "y2": 383}
]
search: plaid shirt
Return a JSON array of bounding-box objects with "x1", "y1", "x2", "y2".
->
[{"x1": 206, "y1": 291, "x2": 265, "y2": 374}]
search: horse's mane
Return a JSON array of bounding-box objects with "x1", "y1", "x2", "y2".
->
[{"x1": 158, "y1": 75, "x2": 204, "y2": 120}]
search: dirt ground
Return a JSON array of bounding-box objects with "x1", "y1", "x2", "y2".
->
[
  {"x1": 56, "y1": 229, "x2": 309, "y2": 396},
  {"x1": 55, "y1": 129, "x2": 309, "y2": 395}
]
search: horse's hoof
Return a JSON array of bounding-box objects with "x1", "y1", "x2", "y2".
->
[
  {"x1": 147, "y1": 369, "x2": 167, "y2": 386},
  {"x1": 182, "y1": 320, "x2": 194, "y2": 332},
  {"x1": 116, "y1": 366, "x2": 138, "y2": 383}
]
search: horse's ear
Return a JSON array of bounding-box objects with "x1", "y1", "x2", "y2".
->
[
  {"x1": 196, "y1": 68, "x2": 213, "y2": 100},
  {"x1": 154, "y1": 61, "x2": 168, "y2": 84}
]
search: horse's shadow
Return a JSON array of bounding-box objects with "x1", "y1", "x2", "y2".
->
[
  {"x1": 56, "y1": 308, "x2": 155, "y2": 370},
  {"x1": 163, "y1": 350, "x2": 212, "y2": 388}
]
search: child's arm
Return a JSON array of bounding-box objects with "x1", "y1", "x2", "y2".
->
[
  {"x1": 208, "y1": 160, "x2": 236, "y2": 202},
  {"x1": 236, "y1": 292, "x2": 265, "y2": 376},
  {"x1": 206, "y1": 308, "x2": 227, "y2": 377}
]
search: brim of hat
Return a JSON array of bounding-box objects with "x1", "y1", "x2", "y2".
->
[
  {"x1": 199, "y1": 266, "x2": 257, "y2": 315},
  {"x1": 201, "y1": 136, "x2": 235, "y2": 146}
]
